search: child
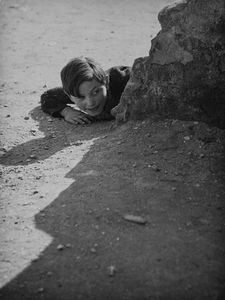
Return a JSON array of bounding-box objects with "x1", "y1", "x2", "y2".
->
[{"x1": 40, "y1": 57, "x2": 131, "y2": 124}]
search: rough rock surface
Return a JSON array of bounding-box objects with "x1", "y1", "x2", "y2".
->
[{"x1": 112, "y1": 0, "x2": 225, "y2": 128}]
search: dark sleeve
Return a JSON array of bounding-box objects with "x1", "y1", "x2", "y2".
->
[
  {"x1": 107, "y1": 66, "x2": 131, "y2": 99},
  {"x1": 40, "y1": 87, "x2": 73, "y2": 117}
]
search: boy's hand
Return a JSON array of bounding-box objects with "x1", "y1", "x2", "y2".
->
[{"x1": 60, "y1": 107, "x2": 93, "y2": 124}]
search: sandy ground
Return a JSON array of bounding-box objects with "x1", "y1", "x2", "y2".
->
[{"x1": 0, "y1": 0, "x2": 225, "y2": 299}]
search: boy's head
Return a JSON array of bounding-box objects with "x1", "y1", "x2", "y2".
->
[{"x1": 61, "y1": 57, "x2": 108, "y2": 116}]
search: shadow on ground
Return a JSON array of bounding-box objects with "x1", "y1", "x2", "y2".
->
[
  {"x1": 0, "y1": 113, "x2": 225, "y2": 300},
  {"x1": 0, "y1": 106, "x2": 113, "y2": 166}
]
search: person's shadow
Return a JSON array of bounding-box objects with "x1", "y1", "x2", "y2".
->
[{"x1": 0, "y1": 106, "x2": 113, "y2": 166}]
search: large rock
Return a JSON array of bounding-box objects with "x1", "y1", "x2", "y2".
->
[{"x1": 112, "y1": 0, "x2": 225, "y2": 128}]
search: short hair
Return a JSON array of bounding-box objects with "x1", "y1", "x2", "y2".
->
[{"x1": 60, "y1": 57, "x2": 107, "y2": 97}]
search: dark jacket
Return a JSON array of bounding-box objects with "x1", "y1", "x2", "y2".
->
[{"x1": 40, "y1": 66, "x2": 131, "y2": 121}]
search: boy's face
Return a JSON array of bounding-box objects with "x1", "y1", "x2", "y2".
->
[{"x1": 70, "y1": 78, "x2": 107, "y2": 116}]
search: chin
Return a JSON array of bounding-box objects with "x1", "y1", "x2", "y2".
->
[
  {"x1": 86, "y1": 103, "x2": 105, "y2": 116},
  {"x1": 87, "y1": 109, "x2": 103, "y2": 116}
]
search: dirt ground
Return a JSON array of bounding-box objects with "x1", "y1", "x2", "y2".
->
[{"x1": 0, "y1": 0, "x2": 225, "y2": 299}]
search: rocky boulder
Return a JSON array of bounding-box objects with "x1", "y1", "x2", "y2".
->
[{"x1": 111, "y1": 0, "x2": 225, "y2": 128}]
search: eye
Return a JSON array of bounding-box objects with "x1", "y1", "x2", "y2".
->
[{"x1": 92, "y1": 88, "x2": 100, "y2": 96}]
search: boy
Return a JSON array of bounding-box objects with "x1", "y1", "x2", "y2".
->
[{"x1": 40, "y1": 57, "x2": 131, "y2": 124}]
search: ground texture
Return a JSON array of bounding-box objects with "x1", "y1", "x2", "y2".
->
[{"x1": 0, "y1": 1, "x2": 225, "y2": 300}]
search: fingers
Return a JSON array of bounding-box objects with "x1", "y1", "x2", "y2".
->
[
  {"x1": 67, "y1": 115, "x2": 92, "y2": 125},
  {"x1": 63, "y1": 109, "x2": 94, "y2": 125},
  {"x1": 79, "y1": 115, "x2": 92, "y2": 124}
]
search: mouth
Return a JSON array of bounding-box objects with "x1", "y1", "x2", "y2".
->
[{"x1": 87, "y1": 104, "x2": 101, "y2": 112}]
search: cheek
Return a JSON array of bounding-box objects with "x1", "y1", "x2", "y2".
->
[{"x1": 75, "y1": 99, "x2": 85, "y2": 109}]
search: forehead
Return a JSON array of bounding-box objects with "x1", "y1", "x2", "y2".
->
[{"x1": 79, "y1": 78, "x2": 102, "y2": 96}]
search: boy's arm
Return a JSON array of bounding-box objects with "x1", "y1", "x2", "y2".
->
[
  {"x1": 40, "y1": 87, "x2": 94, "y2": 124},
  {"x1": 101, "y1": 66, "x2": 131, "y2": 116},
  {"x1": 60, "y1": 106, "x2": 94, "y2": 124},
  {"x1": 107, "y1": 66, "x2": 131, "y2": 99},
  {"x1": 40, "y1": 87, "x2": 73, "y2": 117}
]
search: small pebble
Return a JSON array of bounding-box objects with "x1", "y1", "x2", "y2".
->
[
  {"x1": 24, "y1": 116, "x2": 29, "y2": 120},
  {"x1": 149, "y1": 165, "x2": 160, "y2": 172},
  {"x1": 74, "y1": 141, "x2": 83, "y2": 146},
  {"x1": 32, "y1": 257, "x2": 39, "y2": 262},
  {"x1": 30, "y1": 130, "x2": 36, "y2": 136},
  {"x1": 184, "y1": 136, "x2": 190, "y2": 141},
  {"x1": 37, "y1": 288, "x2": 44, "y2": 293},
  {"x1": 153, "y1": 166, "x2": 161, "y2": 172},
  {"x1": 56, "y1": 244, "x2": 64, "y2": 251},
  {"x1": 107, "y1": 265, "x2": 116, "y2": 277},
  {"x1": 123, "y1": 214, "x2": 147, "y2": 225}
]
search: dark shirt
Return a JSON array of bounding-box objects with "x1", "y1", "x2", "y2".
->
[{"x1": 40, "y1": 66, "x2": 131, "y2": 121}]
